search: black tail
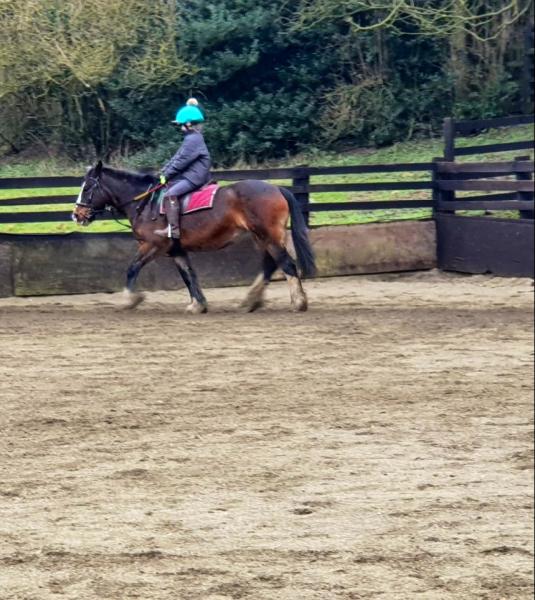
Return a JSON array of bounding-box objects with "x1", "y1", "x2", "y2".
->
[{"x1": 279, "y1": 187, "x2": 316, "y2": 278}]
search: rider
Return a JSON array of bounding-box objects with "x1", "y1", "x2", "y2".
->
[{"x1": 154, "y1": 98, "x2": 212, "y2": 239}]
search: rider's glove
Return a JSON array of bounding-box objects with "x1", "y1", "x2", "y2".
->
[{"x1": 159, "y1": 174, "x2": 167, "y2": 185}]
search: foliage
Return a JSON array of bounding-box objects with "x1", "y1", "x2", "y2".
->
[
  {"x1": 290, "y1": 0, "x2": 532, "y2": 147},
  {"x1": 0, "y1": 0, "x2": 532, "y2": 164},
  {"x1": 291, "y1": 0, "x2": 531, "y2": 40},
  {"x1": 0, "y1": 0, "x2": 191, "y2": 158}
]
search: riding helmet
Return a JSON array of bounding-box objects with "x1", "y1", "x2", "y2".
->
[{"x1": 173, "y1": 98, "x2": 205, "y2": 125}]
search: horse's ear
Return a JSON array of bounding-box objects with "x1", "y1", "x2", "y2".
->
[{"x1": 94, "y1": 160, "x2": 103, "y2": 176}]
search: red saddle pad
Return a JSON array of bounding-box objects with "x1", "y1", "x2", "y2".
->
[{"x1": 182, "y1": 184, "x2": 219, "y2": 215}]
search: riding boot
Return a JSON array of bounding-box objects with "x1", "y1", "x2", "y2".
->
[{"x1": 155, "y1": 196, "x2": 181, "y2": 239}]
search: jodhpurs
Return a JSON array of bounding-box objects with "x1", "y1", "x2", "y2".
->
[{"x1": 164, "y1": 178, "x2": 197, "y2": 199}]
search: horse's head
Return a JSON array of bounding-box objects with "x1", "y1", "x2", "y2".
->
[{"x1": 72, "y1": 161, "x2": 110, "y2": 226}]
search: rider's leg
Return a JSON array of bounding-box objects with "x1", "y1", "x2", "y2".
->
[
  {"x1": 154, "y1": 196, "x2": 180, "y2": 239},
  {"x1": 155, "y1": 179, "x2": 196, "y2": 239}
]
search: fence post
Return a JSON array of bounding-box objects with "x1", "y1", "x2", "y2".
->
[
  {"x1": 432, "y1": 157, "x2": 454, "y2": 217},
  {"x1": 515, "y1": 155, "x2": 534, "y2": 220},
  {"x1": 292, "y1": 165, "x2": 310, "y2": 227},
  {"x1": 443, "y1": 117, "x2": 456, "y2": 161}
]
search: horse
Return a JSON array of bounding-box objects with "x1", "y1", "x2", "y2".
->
[{"x1": 72, "y1": 161, "x2": 316, "y2": 313}]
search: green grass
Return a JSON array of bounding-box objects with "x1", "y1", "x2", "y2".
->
[{"x1": 0, "y1": 125, "x2": 532, "y2": 234}]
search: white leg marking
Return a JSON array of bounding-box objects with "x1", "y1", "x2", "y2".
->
[
  {"x1": 285, "y1": 275, "x2": 308, "y2": 312},
  {"x1": 242, "y1": 273, "x2": 267, "y2": 312},
  {"x1": 122, "y1": 288, "x2": 145, "y2": 310},
  {"x1": 186, "y1": 298, "x2": 208, "y2": 314}
]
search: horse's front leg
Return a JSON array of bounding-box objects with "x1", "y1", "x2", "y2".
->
[
  {"x1": 123, "y1": 243, "x2": 158, "y2": 309},
  {"x1": 172, "y1": 251, "x2": 208, "y2": 314}
]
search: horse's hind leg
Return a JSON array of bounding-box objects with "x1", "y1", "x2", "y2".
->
[
  {"x1": 123, "y1": 244, "x2": 158, "y2": 309},
  {"x1": 172, "y1": 251, "x2": 208, "y2": 314},
  {"x1": 242, "y1": 251, "x2": 278, "y2": 312},
  {"x1": 267, "y1": 245, "x2": 308, "y2": 312}
]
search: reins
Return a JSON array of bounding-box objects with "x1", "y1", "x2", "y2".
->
[
  {"x1": 107, "y1": 205, "x2": 133, "y2": 230},
  {"x1": 133, "y1": 182, "x2": 165, "y2": 202}
]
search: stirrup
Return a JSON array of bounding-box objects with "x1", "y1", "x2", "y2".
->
[
  {"x1": 155, "y1": 224, "x2": 180, "y2": 239},
  {"x1": 154, "y1": 225, "x2": 170, "y2": 237},
  {"x1": 168, "y1": 224, "x2": 181, "y2": 239}
]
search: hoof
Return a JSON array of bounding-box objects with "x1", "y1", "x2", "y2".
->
[
  {"x1": 186, "y1": 300, "x2": 208, "y2": 314},
  {"x1": 241, "y1": 289, "x2": 265, "y2": 312},
  {"x1": 244, "y1": 299, "x2": 264, "y2": 313},
  {"x1": 292, "y1": 296, "x2": 308, "y2": 312},
  {"x1": 122, "y1": 291, "x2": 145, "y2": 310}
]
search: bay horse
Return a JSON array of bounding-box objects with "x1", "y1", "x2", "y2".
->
[{"x1": 72, "y1": 161, "x2": 316, "y2": 313}]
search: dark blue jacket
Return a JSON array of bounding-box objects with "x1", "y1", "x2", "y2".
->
[{"x1": 162, "y1": 130, "x2": 212, "y2": 187}]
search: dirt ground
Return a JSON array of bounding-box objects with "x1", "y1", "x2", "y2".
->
[{"x1": 0, "y1": 271, "x2": 533, "y2": 600}]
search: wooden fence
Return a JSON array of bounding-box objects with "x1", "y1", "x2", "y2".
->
[
  {"x1": 443, "y1": 114, "x2": 534, "y2": 161},
  {"x1": 0, "y1": 163, "x2": 436, "y2": 228},
  {"x1": 436, "y1": 113, "x2": 534, "y2": 277},
  {"x1": 433, "y1": 157, "x2": 534, "y2": 218},
  {"x1": 436, "y1": 113, "x2": 534, "y2": 219}
]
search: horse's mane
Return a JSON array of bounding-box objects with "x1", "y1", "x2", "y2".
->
[{"x1": 102, "y1": 165, "x2": 158, "y2": 185}]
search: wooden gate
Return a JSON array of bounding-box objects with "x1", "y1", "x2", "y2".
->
[{"x1": 435, "y1": 115, "x2": 534, "y2": 278}]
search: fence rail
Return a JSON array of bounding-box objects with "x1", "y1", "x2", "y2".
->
[
  {"x1": 453, "y1": 115, "x2": 534, "y2": 134},
  {"x1": 436, "y1": 160, "x2": 534, "y2": 173},
  {"x1": 454, "y1": 141, "x2": 534, "y2": 156},
  {"x1": 438, "y1": 180, "x2": 533, "y2": 192},
  {"x1": 0, "y1": 176, "x2": 81, "y2": 190}
]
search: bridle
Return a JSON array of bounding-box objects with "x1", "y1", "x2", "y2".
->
[
  {"x1": 75, "y1": 174, "x2": 136, "y2": 228},
  {"x1": 76, "y1": 176, "x2": 107, "y2": 219}
]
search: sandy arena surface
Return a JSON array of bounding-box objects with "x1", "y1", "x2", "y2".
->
[{"x1": 0, "y1": 271, "x2": 533, "y2": 600}]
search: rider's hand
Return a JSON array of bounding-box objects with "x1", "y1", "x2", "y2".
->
[{"x1": 159, "y1": 174, "x2": 167, "y2": 185}]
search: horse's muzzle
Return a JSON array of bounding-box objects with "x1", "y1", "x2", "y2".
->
[{"x1": 72, "y1": 206, "x2": 93, "y2": 226}]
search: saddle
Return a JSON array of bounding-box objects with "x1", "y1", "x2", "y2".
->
[{"x1": 141, "y1": 183, "x2": 219, "y2": 220}]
